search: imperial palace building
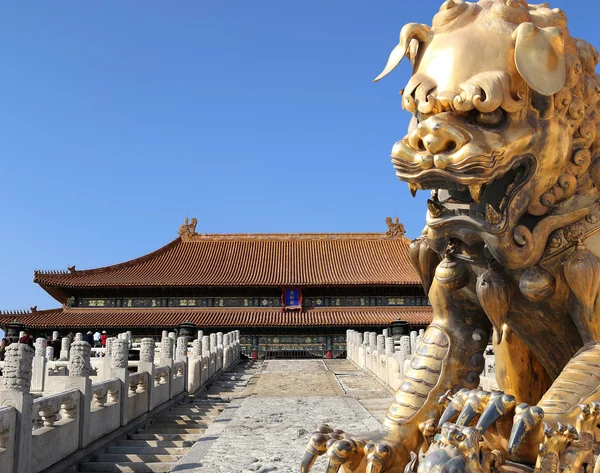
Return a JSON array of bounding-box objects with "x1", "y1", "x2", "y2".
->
[{"x1": 0, "y1": 218, "x2": 432, "y2": 358}]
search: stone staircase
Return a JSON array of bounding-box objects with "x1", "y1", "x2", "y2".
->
[
  {"x1": 76, "y1": 361, "x2": 259, "y2": 473},
  {"x1": 325, "y1": 359, "x2": 393, "y2": 423}
]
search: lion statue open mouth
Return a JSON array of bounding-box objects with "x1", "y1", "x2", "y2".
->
[{"x1": 300, "y1": 2, "x2": 600, "y2": 473}]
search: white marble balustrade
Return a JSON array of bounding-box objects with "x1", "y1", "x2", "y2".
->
[{"x1": 0, "y1": 329, "x2": 241, "y2": 473}]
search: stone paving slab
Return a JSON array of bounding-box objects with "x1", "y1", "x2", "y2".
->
[
  {"x1": 176, "y1": 396, "x2": 380, "y2": 473},
  {"x1": 175, "y1": 360, "x2": 388, "y2": 473}
]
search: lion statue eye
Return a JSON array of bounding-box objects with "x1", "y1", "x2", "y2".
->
[{"x1": 471, "y1": 108, "x2": 506, "y2": 129}]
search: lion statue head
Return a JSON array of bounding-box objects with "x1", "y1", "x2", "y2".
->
[{"x1": 376, "y1": 0, "x2": 600, "y2": 269}]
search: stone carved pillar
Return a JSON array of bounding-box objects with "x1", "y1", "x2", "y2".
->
[
  {"x1": 160, "y1": 337, "x2": 174, "y2": 368},
  {"x1": 363, "y1": 332, "x2": 372, "y2": 372},
  {"x1": 59, "y1": 337, "x2": 70, "y2": 361},
  {"x1": 110, "y1": 339, "x2": 128, "y2": 370},
  {"x1": 400, "y1": 336, "x2": 411, "y2": 356},
  {"x1": 215, "y1": 332, "x2": 223, "y2": 372},
  {"x1": 410, "y1": 331, "x2": 417, "y2": 355},
  {"x1": 208, "y1": 334, "x2": 216, "y2": 378},
  {"x1": 161, "y1": 330, "x2": 168, "y2": 340},
  {"x1": 175, "y1": 337, "x2": 188, "y2": 362},
  {"x1": 197, "y1": 330, "x2": 203, "y2": 340},
  {"x1": 46, "y1": 346, "x2": 54, "y2": 361},
  {"x1": 192, "y1": 339, "x2": 202, "y2": 360},
  {"x1": 35, "y1": 338, "x2": 46, "y2": 358},
  {"x1": 105, "y1": 337, "x2": 115, "y2": 357},
  {"x1": 383, "y1": 328, "x2": 390, "y2": 337},
  {"x1": 32, "y1": 338, "x2": 48, "y2": 393},
  {"x1": 69, "y1": 341, "x2": 93, "y2": 377},
  {"x1": 110, "y1": 339, "x2": 130, "y2": 426},
  {"x1": 385, "y1": 337, "x2": 394, "y2": 355},
  {"x1": 140, "y1": 338, "x2": 155, "y2": 363},
  {"x1": 68, "y1": 341, "x2": 93, "y2": 448},
  {"x1": 223, "y1": 334, "x2": 230, "y2": 370},
  {"x1": 201, "y1": 335, "x2": 210, "y2": 386},
  {"x1": 168, "y1": 332, "x2": 176, "y2": 359},
  {"x1": 0, "y1": 344, "x2": 34, "y2": 473},
  {"x1": 175, "y1": 336, "x2": 188, "y2": 392},
  {"x1": 52, "y1": 331, "x2": 59, "y2": 341},
  {"x1": 139, "y1": 338, "x2": 156, "y2": 410},
  {"x1": 187, "y1": 339, "x2": 202, "y2": 394}
]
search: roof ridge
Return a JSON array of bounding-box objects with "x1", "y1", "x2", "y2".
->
[
  {"x1": 184, "y1": 232, "x2": 407, "y2": 242},
  {"x1": 178, "y1": 216, "x2": 408, "y2": 242}
]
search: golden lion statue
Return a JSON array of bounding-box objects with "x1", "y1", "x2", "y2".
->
[{"x1": 301, "y1": 1, "x2": 600, "y2": 473}]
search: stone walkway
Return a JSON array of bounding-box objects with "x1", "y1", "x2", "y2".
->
[{"x1": 174, "y1": 359, "x2": 392, "y2": 473}]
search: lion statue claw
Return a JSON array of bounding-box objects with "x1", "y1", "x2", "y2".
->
[{"x1": 301, "y1": 1, "x2": 600, "y2": 472}]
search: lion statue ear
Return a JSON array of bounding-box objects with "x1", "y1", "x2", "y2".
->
[
  {"x1": 513, "y1": 22, "x2": 566, "y2": 96},
  {"x1": 373, "y1": 23, "x2": 432, "y2": 82}
]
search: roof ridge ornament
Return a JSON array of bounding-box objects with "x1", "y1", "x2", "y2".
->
[
  {"x1": 178, "y1": 217, "x2": 198, "y2": 241},
  {"x1": 386, "y1": 217, "x2": 406, "y2": 239}
]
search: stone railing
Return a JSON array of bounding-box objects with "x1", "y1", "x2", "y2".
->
[
  {"x1": 31, "y1": 388, "x2": 80, "y2": 472},
  {"x1": 0, "y1": 329, "x2": 241, "y2": 473},
  {"x1": 345, "y1": 328, "x2": 497, "y2": 393},
  {"x1": 0, "y1": 406, "x2": 17, "y2": 473},
  {"x1": 345, "y1": 328, "x2": 422, "y2": 391}
]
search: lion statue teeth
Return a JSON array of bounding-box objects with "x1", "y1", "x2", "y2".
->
[{"x1": 300, "y1": 1, "x2": 600, "y2": 473}]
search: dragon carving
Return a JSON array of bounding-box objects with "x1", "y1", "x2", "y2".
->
[{"x1": 301, "y1": 1, "x2": 600, "y2": 473}]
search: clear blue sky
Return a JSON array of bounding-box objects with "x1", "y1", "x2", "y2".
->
[{"x1": 0, "y1": 0, "x2": 597, "y2": 313}]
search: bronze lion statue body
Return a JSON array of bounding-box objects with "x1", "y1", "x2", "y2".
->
[{"x1": 301, "y1": 2, "x2": 600, "y2": 473}]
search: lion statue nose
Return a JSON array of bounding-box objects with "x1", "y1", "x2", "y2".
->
[{"x1": 408, "y1": 115, "x2": 468, "y2": 156}]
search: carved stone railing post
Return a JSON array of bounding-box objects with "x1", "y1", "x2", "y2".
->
[
  {"x1": 192, "y1": 339, "x2": 202, "y2": 360},
  {"x1": 223, "y1": 334, "x2": 230, "y2": 371},
  {"x1": 67, "y1": 341, "x2": 93, "y2": 448},
  {"x1": 232, "y1": 331, "x2": 238, "y2": 361},
  {"x1": 176, "y1": 336, "x2": 188, "y2": 391},
  {"x1": 400, "y1": 335, "x2": 411, "y2": 356},
  {"x1": 74, "y1": 332, "x2": 83, "y2": 342},
  {"x1": 209, "y1": 334, "x2": 217, "y2": 378},
  {"x1": 98, "y1": 337, "x2": 114, "y2": 381},
  {"x1": 32, "y1": 337, "x2": 47, "y2": 392},
  {"x1": 187, "y1": 339, "x2": 202, "y2": 394},
  {"x1": 138, "y1": 338, "x2": 156, "y2": 410},
  {"x1": 363, "y1": 332, "x2": 371, "y2": 372},
  {"x1": 160, "y1": 337, "x2": 174, "y2": 399},
  {"x1": 0, "y1": 344, "x2": 34, "y2": 473},
  {"x1": 168, "y1": 332, "x2": 176, "y2": 359},
  {"x1": 201, "y1": 335, "x2": 210, "y2": 385},
  {"x1": 216, "y1": 332, "x2": 224, "y2": 372},
  {"x1": 356, "y1": 333, "x2": 364, "y2": 368},
  {"x1": 410, "y1": 330, "x2": 417, "y2": 355},
  {"x1": 46, "y1": 345, "x2": 54, "y2": 361},
  {"x1": 109, "y1": 339, "x2": 130, "y2": 426},
  {"x1": 59, "y1": 336, "x2": 70, "y2": 361}
]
